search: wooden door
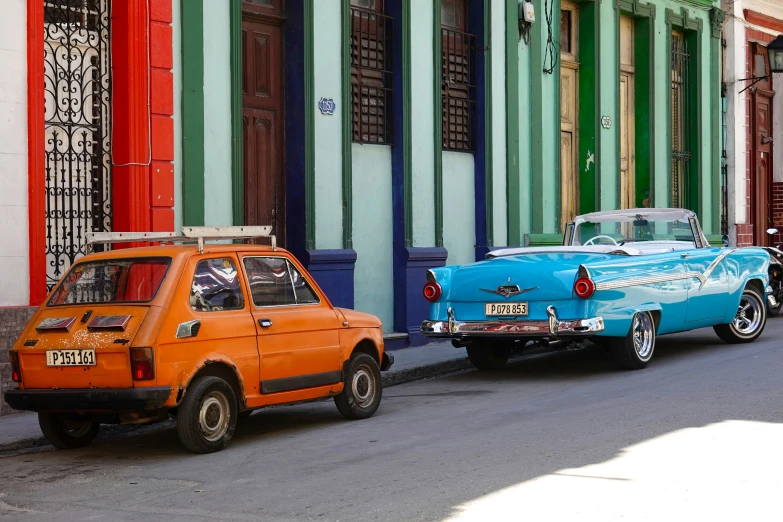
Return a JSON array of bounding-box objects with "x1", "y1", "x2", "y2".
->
[
  {"x1": 750, "y1": 42, "x2": 774, "y2": 247},
  {"x1": 752, "y1": 91, "x2": 773, "y2": 246},
  {"x1": 619, "y1": 15, "x2": 636, "y2": 209},
  {"x1": 242, "y1": 2, "x2": 285, "y2": 246},
  {"x1": 560, "y1": 1, "x2": 579, "y2": 230}
]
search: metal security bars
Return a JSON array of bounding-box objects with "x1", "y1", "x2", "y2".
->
[
  {"x1": 670, "y1": 31, "x2": 691, "y2": 209},
  {"x1": 44, "y1": 0, "x2": 112, "y2": 291},
  {"x1": 441, "y1": 27, "x2": 477, "y2": 152},
  {"x1": 350, "y1": 1, "x2": 393, "y2": 144}
]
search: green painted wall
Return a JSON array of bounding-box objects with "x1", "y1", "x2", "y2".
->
[
  {"x1": 442, "y1": 152, "x2": 476, "y2": 265},
  {"x1": 529, "y1": 0, "x2": 561, "y2": 234},
  {"x1": 652, "y1": 8, "x2": 670, "y2": 210},
  {"x1": 312, "y1": 0, "x2": 343, "y2": 249},
  {"x1": 203, "y1": 0, "x2": 233, "y2": 227},
  {"x1": 313, "y1": 0, "x2": 345, "y2": 250},
  {"x1": 410, "y1": 0, "x2": 437, "y2": 248},
  {"x1": 598, "y1": 0, "x2": 620, "y2": 212},
  {"x1": 352, "y1": 144, "x2": 394, "y2": 332},
  {"x1": 172, "y1": 0, "x2": 182, "y2": 230},
  {"x1": 490, "y1": 0, "x2": 508, "y2": 247}
]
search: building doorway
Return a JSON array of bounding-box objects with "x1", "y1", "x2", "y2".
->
[
  {"x1": 619, "y1": 15, "x2": 636, "y2": 210},
  {"x1": 242, "y1": 1, "x2": 286, "y2": 246},
  {"x1": 560, "y1": 1, "x2": 579, "y2": 230},
  {"x1": 749, "y1": 43, "x2": 773, "y2": 246}
]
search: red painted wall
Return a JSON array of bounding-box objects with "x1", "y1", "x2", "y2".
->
[
  {"x1": 26, "y1": 0, "x2": 175, "y2": 304},
  {"x1": 111, "y1": 0, "x2": 175, "y2": 235}
]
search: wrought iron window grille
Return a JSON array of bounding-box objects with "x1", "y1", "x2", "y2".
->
[
  {"x1": 350, "y1": 5, "x2": 394, "y2": 145},
  {"x1": 441, "y1": 27, "x2": 477, "y2": 153},
  {"x1": 671, "y1": 32, "x2": 691, "y2": 209},
  {"x1": 44, "y1": 0, "x2": 112, "y2": 292}
]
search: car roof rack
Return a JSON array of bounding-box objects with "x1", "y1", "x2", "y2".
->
[{"x1": 86, "y1": 226, "x2": 275, "y2": 254}]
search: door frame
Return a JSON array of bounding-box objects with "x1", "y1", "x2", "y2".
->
[
  {"x1": 560, "y1": 0, "x2": 579, "y2": 231},
  {"x1": 750, "y1": 87, "x2": 774, "y2": 246},
  {"x1": 239, "y1": 3, "x2": 287, "y2": 246},
  {"x1": 619, "y1": 14, "x2": 636, "y2": 210}
]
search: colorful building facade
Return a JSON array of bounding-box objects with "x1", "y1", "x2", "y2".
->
[{"x1": 177, "y1": 0, "x2": 724, "y2": 346}]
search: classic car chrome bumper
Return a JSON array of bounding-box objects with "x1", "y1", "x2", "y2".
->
[{"x1": 421, "y1": 306, "x2": 604, "y2": 338}]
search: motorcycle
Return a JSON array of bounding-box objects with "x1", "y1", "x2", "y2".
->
[{"x1": 764, "y1": 228, "x2": 783, "y2": 316}]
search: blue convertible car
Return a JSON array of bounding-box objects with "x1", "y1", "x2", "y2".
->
[{"x1": 421, "y1": 208, "x2": 770, "y2": 370}]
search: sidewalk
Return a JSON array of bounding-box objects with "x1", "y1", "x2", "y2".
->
[{"x1": 0, "y1": 341, "x2": 469, "y2": 452}]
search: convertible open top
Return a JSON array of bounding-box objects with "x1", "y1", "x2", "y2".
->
[{"x1": 487, "y1": 242, "x2": 697, "y2": 259}]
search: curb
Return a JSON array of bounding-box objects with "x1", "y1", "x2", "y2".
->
[
  {"x1": 381, "y1": 356, "x2": 473, "y2": 388},
  {"x1": 0, "y1": 355, "x2": 472, "y2": 454}
]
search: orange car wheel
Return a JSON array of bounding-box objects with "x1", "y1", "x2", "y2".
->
[
  {"x1": 176, "y1": 376, "x2": 238, "y2": 454},
  {"x1": 334, "y1": 353, "x2": 382, "y2": 420}
]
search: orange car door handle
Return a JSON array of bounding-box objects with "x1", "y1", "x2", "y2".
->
[{"x1": 258, "y1": 319, "x2": 273, "y2": 328}]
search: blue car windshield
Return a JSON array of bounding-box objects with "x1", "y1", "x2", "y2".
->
[{"x1": 573, "y1": 218, "x2": 697, "y2": 246}]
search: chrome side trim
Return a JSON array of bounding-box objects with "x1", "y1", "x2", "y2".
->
[
  {"x1": 421, "y1": 306, "x2": 604, "y2": 338},
  {"x1": 592, "y1": 249, "x2": 736, "y2": 292},
  {"x1": 594, "y1": 272, "x2": 706, "y2": 291},
  {"x1": 699, "y1": 248, "x2": 736, "y2": 288}
]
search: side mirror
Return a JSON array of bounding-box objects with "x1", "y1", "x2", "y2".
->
[
  {"x1": 722, "y1": 235, "x2": 729, "y2": 247},
  {"x1": 767, "y1": 228, "x2": 779, "y2": 235}
]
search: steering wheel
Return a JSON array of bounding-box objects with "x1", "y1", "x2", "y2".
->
[{"x1": 584, "y1": 235, "x2": 619, "y2": 246}]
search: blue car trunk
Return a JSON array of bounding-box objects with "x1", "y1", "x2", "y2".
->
[{"x1": 449, "y1": 252, "x2": 615, "y2": 304}]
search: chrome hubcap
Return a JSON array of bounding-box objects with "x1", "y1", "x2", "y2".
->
[
  {"x1": 198, "y1": 391, "x2": 230, "y2": 442},
  {"x1": 633, "y1": 313, "x2": 654, "y2": 361},
  {"x1": 733, "y1": 294, "x2": 763, "y2": 335},
  {"x1": 351, "y1": 365, "x2": 375, "y2": 408}
]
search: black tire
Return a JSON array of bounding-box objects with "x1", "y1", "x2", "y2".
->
[
  {"x1": 466, "y1": 344, "x2": 511, "y2": 370},
  {"x1": 176, "y1": 376, "x2": 238, "y2": 454},
  {"x1": 714, "y1": 286, "x2": 767, "y2": 344},
  {"x1": 38, "y1": 413, "x2": 99, "y2": 450},
  {"x1": 610, "y1": 311, "x2": 656, "y2": 371},
  {"x1": 334, "y1": 353, "x2": 382, "y2": 420}
]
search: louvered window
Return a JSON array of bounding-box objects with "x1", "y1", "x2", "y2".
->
[
  {"x1": 350, "y1": 0, "x2": 393, "y2": 144},
  {"x1": 441, "y1": 0, "x2": 476, "y2": 152}
]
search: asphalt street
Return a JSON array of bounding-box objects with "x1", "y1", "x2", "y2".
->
[{"x1": 1, "y1": 320, "x2": 783, "y2": 521}]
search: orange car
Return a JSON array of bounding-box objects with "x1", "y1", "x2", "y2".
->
[{"x1": 5, "y1": 227, "x2": 392, "y2": 453}]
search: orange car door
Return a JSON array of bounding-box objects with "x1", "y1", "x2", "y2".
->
[{"x1": 240, "y1": 255, "x2": 342, "y2": 394}]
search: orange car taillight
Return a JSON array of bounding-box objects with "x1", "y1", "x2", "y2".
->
[
  {"x1": 423, "y1": 282, "x2": 442, "y2": 302},
  {"x1": 130, "y1": 347, "x2": 154, "y2": 381},
  {"x1": 574, "y1": 277, "x2": 596, "y2": 299},
  {"x1": 9, "y1": 351, "x2": 21, "y2": 382}
]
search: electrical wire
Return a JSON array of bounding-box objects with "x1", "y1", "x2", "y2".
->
[
  {"x1": 542, "y1": 0, "x2": 559, "y2": 75},
  {"x1": 110, "y1": 0, "x2": 153, "y2": 168}
]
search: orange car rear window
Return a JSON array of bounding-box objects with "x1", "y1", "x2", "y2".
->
[{"x1": 48, "y1": 257, "x2": 172, "y2": 306}]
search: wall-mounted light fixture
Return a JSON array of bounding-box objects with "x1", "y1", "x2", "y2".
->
[
  {"x1": 768, "y1": 35, "x2": 783, "y2": 74},
  {"x1": 739, "y1": 34, "x2": 783, "y2": 94},
  {"x1": 518, "y1": 0, "x2": 534, "y2": 44}
]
